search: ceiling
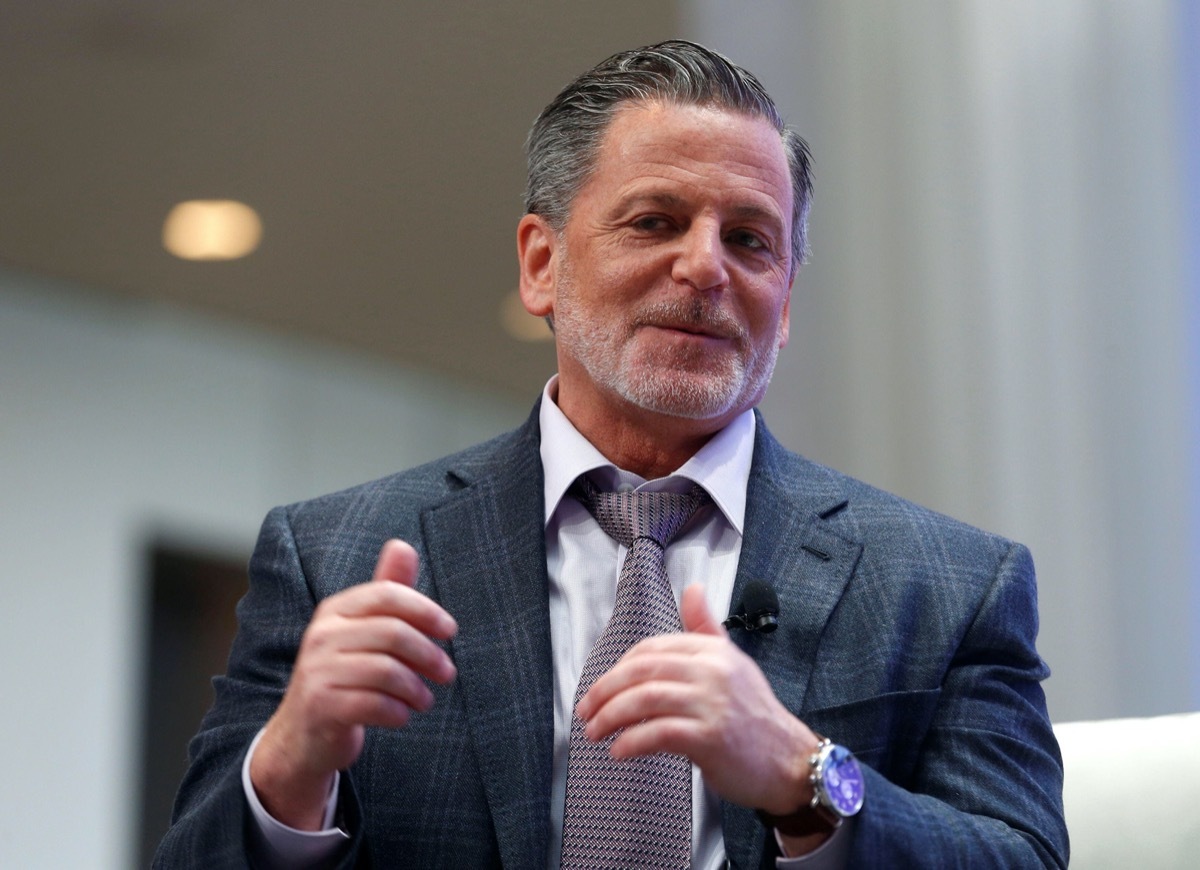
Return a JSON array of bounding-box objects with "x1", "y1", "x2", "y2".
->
[{"x1": 0, "y1": 1, "x2": 678, "y2": 400}]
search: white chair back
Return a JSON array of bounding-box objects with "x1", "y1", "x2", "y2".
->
[{"x1": 1054, "y1": 711, "x2": 1200, "y2": 868}]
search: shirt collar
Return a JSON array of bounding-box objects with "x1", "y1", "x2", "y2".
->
[{"x1": 538, "y1": 377, "x2": 755, "y2": 535}]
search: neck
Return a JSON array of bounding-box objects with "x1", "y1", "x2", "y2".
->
[
  {"x1": 588, "y1": 423, "x2": 715, "y2": 480},
  {"x1": 552, "y1": 384, "x2": 738, "y2": 479}
]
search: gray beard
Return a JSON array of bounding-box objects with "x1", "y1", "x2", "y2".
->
[{"x1": 554, "y1": 275, "x2": 780, "y2": 421}]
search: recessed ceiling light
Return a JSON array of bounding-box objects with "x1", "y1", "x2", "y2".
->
[
  {"x1": 500, "y1": 290, "x2": 553, "y2": 342},
  {"x1": 162, "y1": 199, "x2": 263, "y2": 261}
]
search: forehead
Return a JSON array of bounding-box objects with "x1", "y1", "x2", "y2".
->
[{"x1": 582, "y1": 100, "x2": 793, "y2": 221}]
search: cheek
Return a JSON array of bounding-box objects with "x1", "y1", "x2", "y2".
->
[
  {"x1": 603, "y1": 258, "x2": 656, "y2": 297},
  {"x1": 592, "y1": 243, "x2": 671, "y2": 291},
  {"x1": 743, "y1": 293, "x2": 790, "y2": 351},
  {"x1": 745, "y1": 289, "x2": 786, "y2": 326}
]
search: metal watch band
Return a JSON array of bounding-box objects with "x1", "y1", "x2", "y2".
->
[{"x1": 755, "y1": 737, "x2": 841, "y2": 837}]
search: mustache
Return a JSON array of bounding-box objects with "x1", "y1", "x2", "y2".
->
[{"x1": 632, "y1": 298, "x2": 746, "y2": 342}]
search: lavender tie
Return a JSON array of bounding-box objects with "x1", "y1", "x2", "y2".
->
[{"x1": 561, "y1": 477, "x2": 709, "y2": 870}]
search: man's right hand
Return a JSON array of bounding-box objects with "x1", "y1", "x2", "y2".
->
[{"x1": 249, "y1": 539, "x2": 458, "y2": 830}]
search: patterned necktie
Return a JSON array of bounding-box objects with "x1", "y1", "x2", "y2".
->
[{"x1": 561, "y1": 477, "x2": 709, "y2": 870}]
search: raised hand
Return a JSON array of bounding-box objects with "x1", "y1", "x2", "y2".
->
[
  {"x1": 575, "y1": 584, "x2": 820, "y2": 817},
  {"x1": 249, "y1": 539, "x2": 457, "y2": 829}
]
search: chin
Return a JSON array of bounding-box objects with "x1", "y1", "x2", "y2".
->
[{"x1": 618, "y1": 368, "x2": 749, "y2": 421}]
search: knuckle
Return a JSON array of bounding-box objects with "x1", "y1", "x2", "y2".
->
[
  {"x1": 380, "y1": 617, "x2": 409, "y2": 649},
  {"x1": 374, "y1": 695, "x2": 411, "y2": 728},
  {"x1": 640, "y1": 681, "x2": 669, "y2": 708},
  {"x1": 303, "y1": 619, "x2": 337, "y2": 652},
  {"x1": 363, "y1": 582, "x2": 394, "y2": 610},
  {"x1": 708, "y1": 653, "x2": 737, "y2": 685}
]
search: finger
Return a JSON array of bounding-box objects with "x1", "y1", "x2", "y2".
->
[
  {"x1": 331, "y1": 614, "x2": 457, "y2": 684},
  {"x1": 607, "y1": 716, "x2": 702, "y2": 761},
  {"x1": 577, "y1": 649, "x2": 703, "y2": 720},
  {"x1": 324, "y1": 651, "x2": 440, "y2": 713},
  {"x1": 681, "y1": 584, "x2": 726, "y2": 637},
  {"x1": 327, "y1": 580, "x2": 457, "y2": 640},
  {"x1": 583, "y1": 680, "x2": 702, "y2": 742},
  {"x1": 325, "y1": 686, "x2": 420, "y2": 730},
  {"x1": 372, "y1": 538, "x2": 419, "y2": 586},
  {"x1": 619, "y1": 631, "x2": 721, "y2": 658}
]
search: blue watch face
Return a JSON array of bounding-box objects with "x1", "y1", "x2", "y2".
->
[{"x1": 822, "y1": 745, "x2": 865, "y2": 817}]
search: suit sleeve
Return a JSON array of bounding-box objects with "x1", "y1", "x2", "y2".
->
[
  {"x1": 152, "y1": 506, "x2": 367, "y2": 869},
  {"x1": 844, "y1": 541, "x2": 1068, "y2": 868}
]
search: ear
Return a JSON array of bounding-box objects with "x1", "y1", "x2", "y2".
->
[
  {"x1": 776, "y1": 283, "x2": 792, "y2": 349},
  {"x1": 517, "y1": 213, "x2": 558, "y2": 319}
]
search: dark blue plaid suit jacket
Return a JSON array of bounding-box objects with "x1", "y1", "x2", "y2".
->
[{"x1": 156, "y1": 407, "x2": 1068, "y2": 868}]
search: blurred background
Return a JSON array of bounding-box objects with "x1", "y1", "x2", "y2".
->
[{"x1": 1, "y1": 1, "x2": 1196, "y2": 866}]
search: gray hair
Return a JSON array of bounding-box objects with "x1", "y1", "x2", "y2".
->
[{"x1": 524, "y1": 39, "x2": 814, "y2": 273}]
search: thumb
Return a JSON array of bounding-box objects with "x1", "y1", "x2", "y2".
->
[
  {"x1": 682, "y1": 584, "x2": 727, "y2": 637},
  {"x1": 372, "y1": 538, "x2": 420, "y2": 587}
]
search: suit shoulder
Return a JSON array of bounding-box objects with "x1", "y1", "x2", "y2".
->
[
  {"x1": 839, "y1": 469, "x2": 1029, "y2": 581},
  {"x1": 758, "y1": 440, "x2": 1038, "y2": 638},
  {"x1": 755, "y1": 428, "x2": 1023, "y2": 561},
  {"x1": 276, "y1": 420, "x2": 537, "y2": 542}
]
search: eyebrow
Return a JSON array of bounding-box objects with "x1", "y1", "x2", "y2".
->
[{"x1": 615, "y1": 192, "x2": 786, "y2": 230}]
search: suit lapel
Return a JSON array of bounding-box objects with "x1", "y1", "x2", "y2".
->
[
  {"x1": 420, "y1": 415, "x2": 555, "y2": 868},
  {"x1": 722, "y1": 418, "x2": 864, "y2": 869},
  {"x1": 413, "y1": 411, "x2": 864, "y2": 868}
]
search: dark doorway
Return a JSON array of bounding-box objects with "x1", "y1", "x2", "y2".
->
[{"x1": 136, "y1": 541, "x2": 247, "y2": 866}]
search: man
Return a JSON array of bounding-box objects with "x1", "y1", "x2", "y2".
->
[{"x1": 157, "y1": 41, "x2": 1067, "y2": 868}]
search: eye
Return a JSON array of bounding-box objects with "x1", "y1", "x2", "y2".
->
[
  {"x1": 631, "y1": 214, "x2": 672, "y2": 232},
  {"x1": 727, "y1": 229, "x2": 768, "y2": 251}
]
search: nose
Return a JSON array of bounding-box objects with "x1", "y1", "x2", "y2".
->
[{"x1": 671, "y1": 222, "x2": 729, "y2": 293}]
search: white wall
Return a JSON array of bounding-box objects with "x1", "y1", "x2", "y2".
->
[
  {"x1": 1184, "y1": 0, "x2": 1200, "y2": 710},
  {"x1": 0, "y1": 269, "x2": 527, "y2": 868},
  {"x1": 692, "y1": 0, "x2": 1200, "y2": 722}
]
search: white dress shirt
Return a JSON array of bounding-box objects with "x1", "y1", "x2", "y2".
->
[
  {"x1": 538, "y1": 381, "x2": 751, "y2": 870},
  {"x1": 244, "y1": 380, "x2": 848, "y2": 867}
]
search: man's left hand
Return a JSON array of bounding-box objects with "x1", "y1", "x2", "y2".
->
[{"x1": 575, "y1": 584, "x2": 821, "y2": 816}]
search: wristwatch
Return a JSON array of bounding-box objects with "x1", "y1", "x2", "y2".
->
[{"x1": 758, "y1": 737, "x2": 865, "y2": 837}]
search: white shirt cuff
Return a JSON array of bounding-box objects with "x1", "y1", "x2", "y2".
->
[
  {"x1": 775, "y1": 815, "x2": 854, "y2": 868},
  {"x1": 242, "y1": 727, "x2": 350, "y2": 866}
]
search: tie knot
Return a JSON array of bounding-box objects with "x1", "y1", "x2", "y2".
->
[{"x1": 573, "y1": 476, "x2": 709, "y2": 549}]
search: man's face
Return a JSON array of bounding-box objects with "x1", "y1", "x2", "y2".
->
[{"x1": 525, "y1": 100, "x2": 794, "y2": 432}]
